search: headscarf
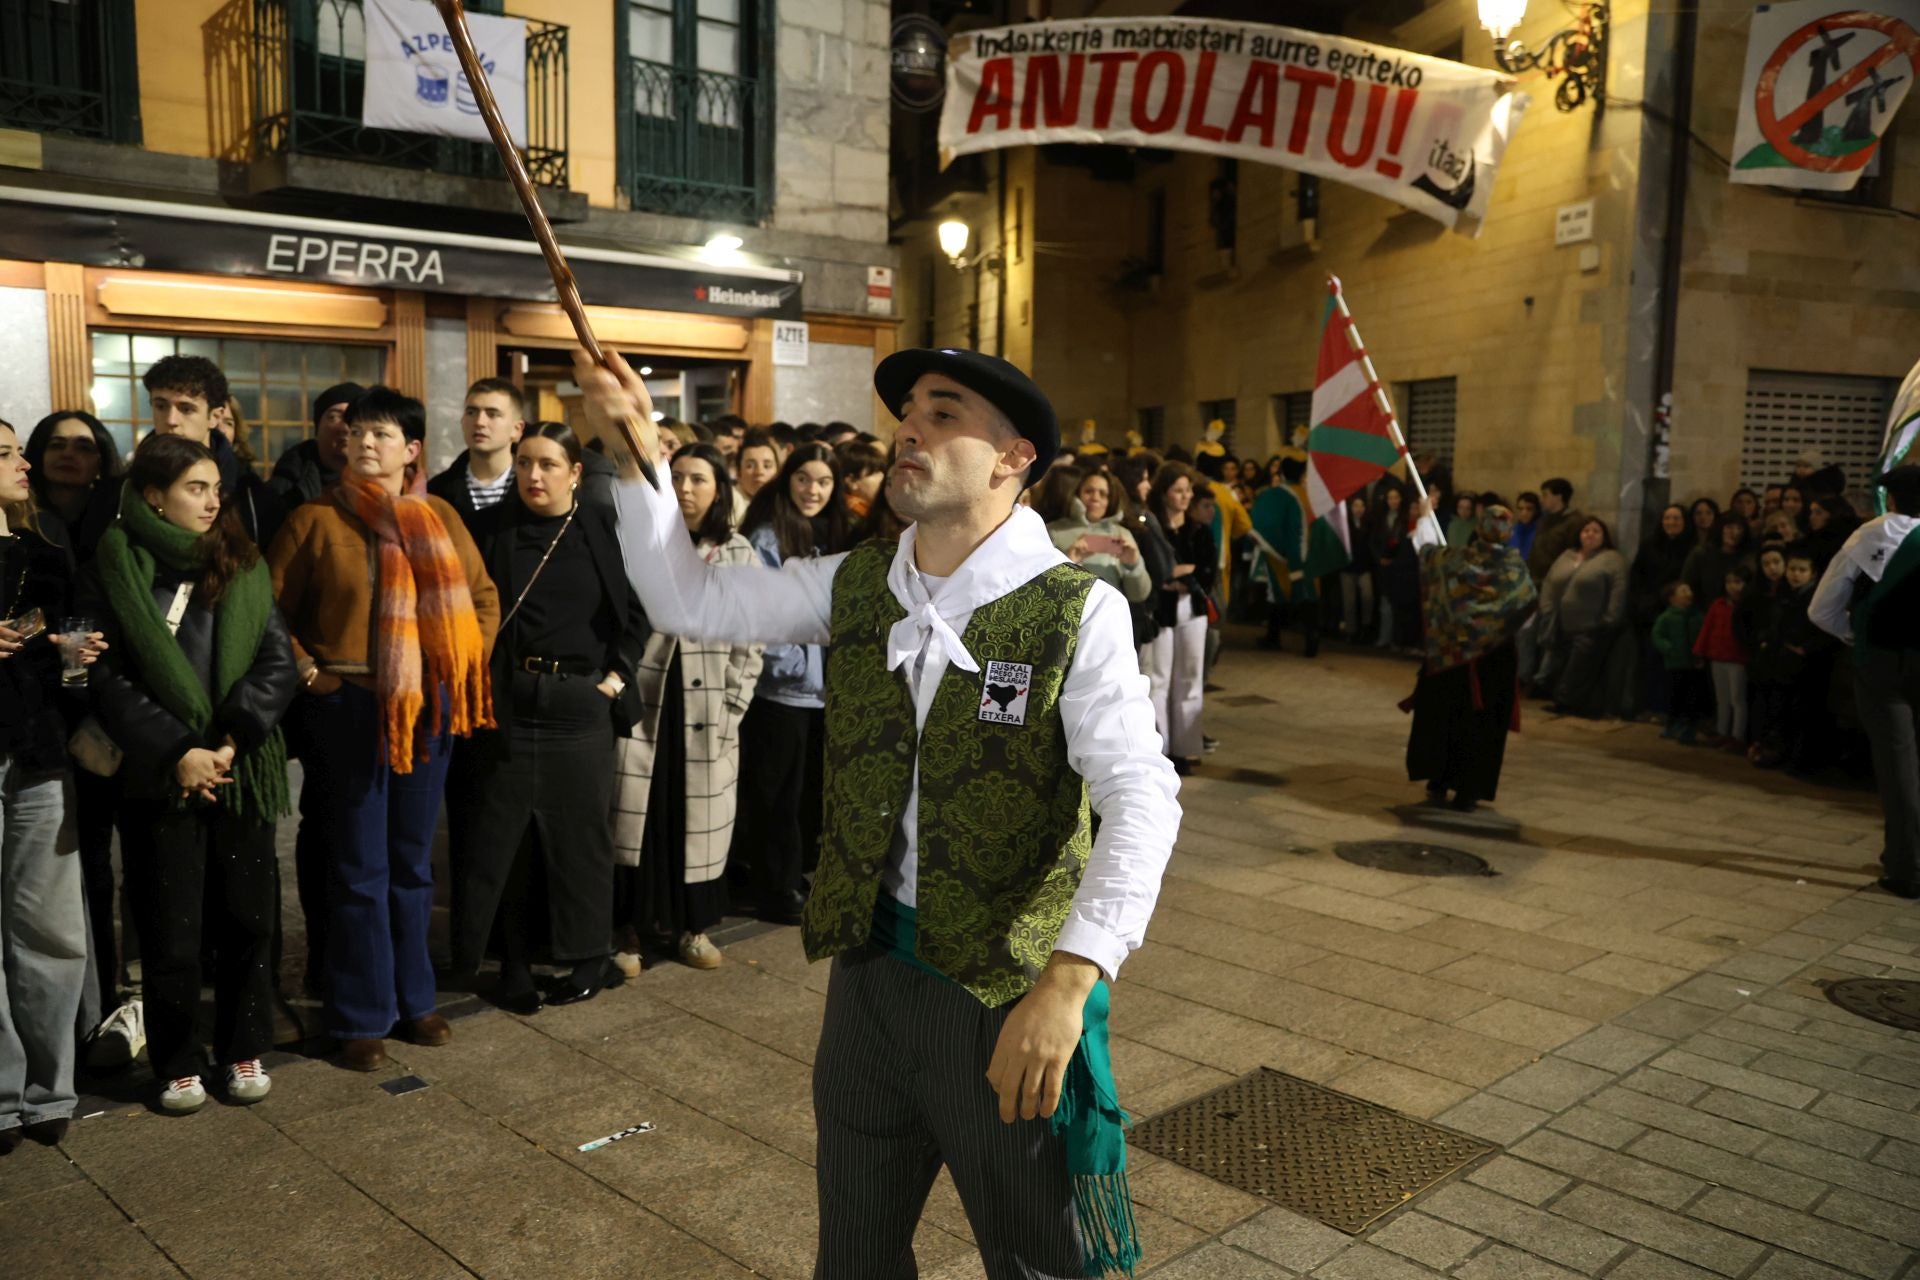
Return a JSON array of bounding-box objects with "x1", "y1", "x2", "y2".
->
[{"x1": 1420, "y1": 505, "x2": 1537, "y2": 674}]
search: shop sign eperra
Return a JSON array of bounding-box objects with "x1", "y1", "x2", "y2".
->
[{"x1": 0, "y1": 190, "x2": 805, "y2": 319}]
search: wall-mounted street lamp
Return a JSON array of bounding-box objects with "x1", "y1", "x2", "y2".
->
[
  {"x1": 937, "y1": 219, "x2": 1003, "y2": 273},
  {"x1": 1479, "y1": 0, "x2": 1609, "y2": 112}
]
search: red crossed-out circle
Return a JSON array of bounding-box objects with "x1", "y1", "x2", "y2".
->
[{"x1": 1755, "y1": 11, "x2": 1920, "y2": 173}]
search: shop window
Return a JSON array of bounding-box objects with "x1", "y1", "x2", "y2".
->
[
  {"x1": 1209, "y1": 159, "x2": 1238, "y2": 253},
  {"x1": 619, "y1": 0, "x2": 772, "y2": 222},
  {"x1": 1199, "y1": 397, "x2": 1237, "y2": 455},
  {"x1": 1137, "y1": 405, "x2": 1165, "y2": 451},
  {"x1": 1394, "y1": 377, "x2": 1457, "y2": 468},
  {"x1": 1742, "y1": 369, "x2": 1897, "y2": 496},
  {"x1": 1143, "y1": 188, "x2": 1166, "y2": 275},
  {"x1": 90, "y1": 332, "x2": 384, "y2": 477}
]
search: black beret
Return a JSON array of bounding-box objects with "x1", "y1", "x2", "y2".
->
[{"x1": 873, "y1": 348, "x2": 1059, "y2": 479}]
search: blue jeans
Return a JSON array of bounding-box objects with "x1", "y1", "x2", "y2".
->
[
  {"x1": 0, "y1": 757, "x2": 80, "y2": 1128},
  {"x1": 302, "y1": 684, "x2": 450, "y2": 1040}
]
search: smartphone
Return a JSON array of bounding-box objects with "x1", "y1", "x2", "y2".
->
[
  {"x1": 4, "y1": 607, "x2": 45, "y2": 641},
  {"x1": 1082, "y1": 535, "x2": 1129, "y2": 558}
]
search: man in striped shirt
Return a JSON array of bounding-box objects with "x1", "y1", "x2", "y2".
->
[{"x1": 428, "y1": 377, "x2": 525, "y2": 533}]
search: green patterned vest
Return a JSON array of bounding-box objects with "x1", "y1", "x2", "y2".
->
[{"x1": 803, "y1": 540, "x2": 1096, "y2": 1007}]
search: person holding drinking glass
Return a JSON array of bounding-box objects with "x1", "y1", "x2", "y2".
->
[
  {"x1": 0, "y1": 416, "x2": 98, "y2": 1150},
  {"x1": 454, "y1": 423, "x2": 649, "y2": 1012}
]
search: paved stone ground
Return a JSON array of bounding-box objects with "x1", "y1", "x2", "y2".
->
[{"x1": 7, "y1": 637, "x2": 1919, "y2": 1279}]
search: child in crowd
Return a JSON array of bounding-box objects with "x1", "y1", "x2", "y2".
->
[
  {"x1": 1651, "y1": 581, "x2": 1705, "y2": 743},
  {"x1": 1693, "y1": 567, "x2": 1750, "y2": 749},
  {"x1": 1775, "y1": 546, "x2": 1836, "y2": 773},
  {"x1": 1738, "y1": 547, "x2": 1793, "y2": 763}
]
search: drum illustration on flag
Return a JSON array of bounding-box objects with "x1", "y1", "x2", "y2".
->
[{"x1": 415, "y1": 62, "x2": 450, "y2": 106}]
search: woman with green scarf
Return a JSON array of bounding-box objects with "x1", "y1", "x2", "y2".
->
[{"x1": 77, "y1": 436, "x2": 299, "y2": 1115}]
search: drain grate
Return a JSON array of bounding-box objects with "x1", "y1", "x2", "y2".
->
[
  {"x1": 1127, "y1": 1068, "x2": 1492, "y2": 1233},
  {"x1": 1215, "y1": 693, "x2": 1279, "y2": 707},
  {"x1": 1335, "y1": 840, "x2": 1493, "y2": 878},
  {"x1": 1825, "y1": 978, "x2": 1920, "y2": 1033},
  {"x1": 1199, "y1": 764, "x2": 1288, "y2": 787}
]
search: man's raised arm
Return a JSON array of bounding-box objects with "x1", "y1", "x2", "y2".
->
[{"x1": 575, "y1": 350, "x2": 834, "y2": 647}]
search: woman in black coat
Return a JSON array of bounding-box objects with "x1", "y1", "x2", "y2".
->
[
  {"x1": 80, "y1": 435, "x2": 298, "y2": 1115},
  {"x1": 456, "y1": 423, "x2": 649, "y2": 1012},
  {"x1": 1630, "y1": 504, "x2": 1695, "y2": 713}
]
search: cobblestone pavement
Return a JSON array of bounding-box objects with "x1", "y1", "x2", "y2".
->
[{"x1": 7, "y1": 640, "x2": 1918, "y2": 1279}]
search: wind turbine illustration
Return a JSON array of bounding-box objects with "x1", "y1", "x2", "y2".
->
[
  {"x1": 1842, "y1": 63, "x2": 1904, "y2": 143},
  {"x1": 1794, "y1": 25, "x2": 1856, "y2": 147}
]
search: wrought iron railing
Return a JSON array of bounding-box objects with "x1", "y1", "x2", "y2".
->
[
  {"x1": 0, "y1": 0, "x2": 140, "y2": 141},
  {"x1": 206, "y1": 0, "x2": 568, "y2": 188},
  {"x1": 621, "y1": 56, "x2": 767, "y2": 222}
]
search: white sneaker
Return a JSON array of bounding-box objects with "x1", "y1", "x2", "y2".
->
[
  {"x1": 678, "y1": 932, "x2": 723, "y2": 970},
  {"x1": 87, "y1": 999, "x2": 145, "y2": 1070},
  {"x1": 612, "y1": 950, "x2": 643, "y2": 979},
  {"x1": 160, "y1": 1076, "x2": 206, "y2": 1114},
  {"x1": 226, "y1": 1059, "x2": 271, "y2": 1104}
]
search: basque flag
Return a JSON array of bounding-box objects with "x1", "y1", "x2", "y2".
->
[{"x1": 1304, "y1": 278, "x2": 1405, "y2": 564}]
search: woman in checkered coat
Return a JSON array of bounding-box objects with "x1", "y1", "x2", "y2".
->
[{"x1": 612, "y1": 443, "x2": 761, "y2": 971}]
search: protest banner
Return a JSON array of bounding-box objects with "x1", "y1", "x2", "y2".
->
[
  {"x1": 937, "y1": 17, "x2": 1530, "y2": 234},
  {"x1": 1730, "y1": 0, "x2": 1919, "y2": 191}
]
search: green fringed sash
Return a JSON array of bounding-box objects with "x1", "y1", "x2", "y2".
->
[
  {"x1": 872, "y1": 895, "x2": 1140, "y2": 1277},
  {"x1": 94, "y1": 489, "x2": 290, "y2": 823}
]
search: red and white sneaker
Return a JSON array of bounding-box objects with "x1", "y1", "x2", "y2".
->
[
  {"x1": 160, "y1": 1076, "x2": 206, "y2": 1114},
  {"x1": 226, "y1": 1059, "x2": 272, "y2": 1104}
]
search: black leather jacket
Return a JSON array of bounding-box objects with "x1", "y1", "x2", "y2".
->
[{"x1": 76, "y1": 561, "x2": 300, "y2": 801}]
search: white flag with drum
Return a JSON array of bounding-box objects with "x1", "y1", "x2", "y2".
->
[
  {"x1": 1730, "y1": 0, "x2": 1920, "y2": 191},
  {"x1": 362, "y1": 0, "x2": 528, "y2": 147}
]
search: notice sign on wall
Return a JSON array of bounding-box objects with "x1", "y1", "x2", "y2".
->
[
  {"x1": 1730, "y1": 0, "x2": 1919, "y2": 192},
  {"x1": 773, "y1": 320, "x2": 810, "y2": 367},
  {"x1": 938, "y1": 18, "x2": 1530, "y2": 234}
]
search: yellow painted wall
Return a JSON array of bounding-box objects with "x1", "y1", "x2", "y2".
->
[
  {"x1": 142, "y1": 0, "x2": 227, "y2": 157},
  {"x1": 136, "y1": 0, "x2": 618, "y2": 203},
  {"x1": 515, "y1": 0, "x2": 618, "y2": 207}
]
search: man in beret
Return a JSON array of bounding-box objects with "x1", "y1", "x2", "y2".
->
[{"x1": 580, "y1": 346, "x2": 1179, "y2": 1278}]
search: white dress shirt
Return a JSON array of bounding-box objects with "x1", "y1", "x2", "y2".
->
[
  {"x1": 611, "y1": 475, "x2": 1181, "y2": 981},
  {"x1": 1809, "y1": 513, "x2": 1919, "y2": 642}
]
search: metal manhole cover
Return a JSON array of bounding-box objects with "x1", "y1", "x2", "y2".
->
[
  {"x1": 1335, "y1": 840, "x2": 1493, "y2": 877},
  {"x1": 1826, "y1": 978, "x2": 1920, "y2": 1032},
  {"x1": 1216, "y1": 693, "x2": 1278, "y2": 707},
  {"x1": 1129, "y1": 1068, "x2": 1491, "y2": 1234}
]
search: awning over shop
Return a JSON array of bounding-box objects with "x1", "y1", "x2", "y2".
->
[{"x1": 0, "y1": 186, "x2": 804, "y2": 320}]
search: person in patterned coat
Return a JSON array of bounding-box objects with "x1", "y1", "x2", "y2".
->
[{"x1": 581, "y1": 346, "x2": 1181, "y2": 1279}]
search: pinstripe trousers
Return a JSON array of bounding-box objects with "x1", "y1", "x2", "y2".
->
[{"x1": 813, "y1": 945, "x2": 1085, "y2": 1279}]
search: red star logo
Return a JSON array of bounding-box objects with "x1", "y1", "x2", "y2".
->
[{"x1": 694, "y1": 286, "x2": 708, "y2": 301}]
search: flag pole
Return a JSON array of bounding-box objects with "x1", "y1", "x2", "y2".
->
[
  {"x1": 429, "y1": 0, "x2": 657, "y2": 488},
  {"x1": 1325, "y1": 275, "x2": 1445, "y2": 543}
]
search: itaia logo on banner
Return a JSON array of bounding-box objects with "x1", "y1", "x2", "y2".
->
[
  {"x1": 362, "y1": 0, "x2": 528, "y2": 148},
  {"x1": 935, "y1": 17, "x2": 1530, "y2": 235},
  {"x1": 1731, "y1": 0, "x2": 1920, "y2": 191}
]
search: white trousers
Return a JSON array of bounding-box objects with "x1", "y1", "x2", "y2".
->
[{"x1": 1143, "y1": 596, "x2": 1207, "y2": 760}]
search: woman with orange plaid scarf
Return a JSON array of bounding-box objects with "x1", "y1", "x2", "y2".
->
[{"x1": 268, "y1": 387, "x2": 500, "y2": 1073}]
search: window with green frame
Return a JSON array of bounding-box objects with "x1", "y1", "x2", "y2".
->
[
  {"x1": 0, "y1": 0, "x2": 141, "y2": 142},
  {"x1": 90, "y1": 333, "x2": 384, "y2": 478},
  {"x1": 619, "y1": 0, "x2": 772, "y2": 222}
]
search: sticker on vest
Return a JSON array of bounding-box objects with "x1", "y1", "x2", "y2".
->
[{"x1": 979, "y1": 661, "x2": 1033, "y2": 726}]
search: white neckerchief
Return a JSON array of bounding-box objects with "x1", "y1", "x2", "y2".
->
[{"x1": 883, "y1": 505, "x2": 1068, "y2": 676}]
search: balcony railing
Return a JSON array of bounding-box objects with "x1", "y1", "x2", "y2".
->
[
  {"x1": 0, "y1": 0, "x2": 140, "y2": 142},
  {"x1": 621, "y1": 56, "x2": 767, "y2": 222},
  {"x1": 207, "y1": 0, "x2": 568, "y2": 188}
]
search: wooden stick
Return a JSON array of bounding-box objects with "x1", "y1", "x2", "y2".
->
[
  {"x1": 429, "y1": 0, "x2": 656, "y2": 487},
  {"x1": 1326, "y1": 274, "x2": 1445, "y2": 543}
]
